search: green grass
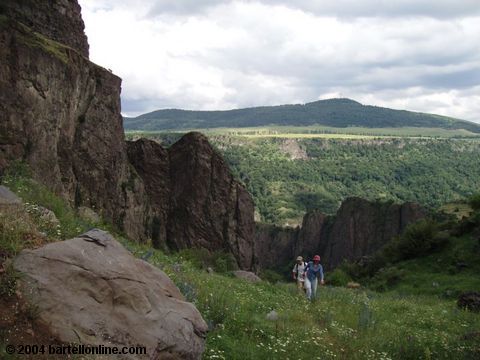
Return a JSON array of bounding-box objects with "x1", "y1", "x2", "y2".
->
[
  {"x1": 0, "y1": 162, "x2": 111, "y2": 250},
  {"x1": 1, "y1": 169, "x2": 479, "y2": 359},
  {"x1": 365, "y1": 234, "x2": 480, "y2": 298},
  {"x1": 132, "y1": 243, "x2": 480, "y2": 360}
]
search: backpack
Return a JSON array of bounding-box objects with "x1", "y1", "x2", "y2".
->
[{"x1": 294, "y1": 262, "x2": 307, "y2": 277}]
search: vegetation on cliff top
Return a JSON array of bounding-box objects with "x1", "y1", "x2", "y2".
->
[{"x1": 126, "y1": 131, "x2": 480, "y2": 226}]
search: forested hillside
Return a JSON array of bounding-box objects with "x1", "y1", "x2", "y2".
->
[
  {"x1": 124, "y1": 98, "x2": 480, "y2": 133},
  {"x1": 127, "y1": 132, "x2": 480, "y2": 225}
]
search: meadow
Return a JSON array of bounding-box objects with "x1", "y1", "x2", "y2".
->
[{"x1": 1, "y1": 168, "x2": 479, "y2": 359}]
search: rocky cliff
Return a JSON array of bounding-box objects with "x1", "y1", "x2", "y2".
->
[
  {"x1": 255, "y1": 198, "x2": 426, "y2": 270},
  {"x1": 0, "y1": 0, "x2": 255, "y2": 269},
  {"x1": 0, "y1": 14, "x2": 149, "y2": 240},
  {"x1": 127, "y1": 134, "x2": 256, "y2": 270},
  {"x1": 0, "y1": 0, "x2": 89, "y2": 57}
]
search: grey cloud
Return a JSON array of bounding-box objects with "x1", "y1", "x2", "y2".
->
[
  {"x1": 145, "y1": 0, "x2": 480, "y2": 18},
  {"x1": 419, "y1": 67, "x2": 480, "y2": 89},
  {"x1": 80, "y1": 0, "x2": 480, "y2": 121}
]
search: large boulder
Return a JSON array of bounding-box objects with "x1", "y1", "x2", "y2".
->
[
  {"x1": 13, "y1": 229, "x2": 208, "y2": 359},
  {"x1": 233, "y1": 270, "x2": 262, "y2": 283}
]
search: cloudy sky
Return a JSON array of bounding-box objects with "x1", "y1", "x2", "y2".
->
[{"x1": 79, "y1": 0, "x2": 480, "y2": 122}]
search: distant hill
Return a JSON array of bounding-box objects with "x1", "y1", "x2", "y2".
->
[{"x1": 123, "y1": 98, "x2": 480, "y2": 133}]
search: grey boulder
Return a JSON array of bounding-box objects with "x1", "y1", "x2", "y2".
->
[
  {"x1": 13, "y1": 229, "x2": 208, "y2": 359},
  {"x1": 0, "y1": 185, "x2": 21, "y2": 207},
  {"x1": 233, "y1": 270, "x2": 262, "y2": 283}
]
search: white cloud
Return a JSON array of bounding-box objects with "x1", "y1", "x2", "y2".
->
[{"x1": 79, "y1": 0, "x2": 480, "y2": 123}]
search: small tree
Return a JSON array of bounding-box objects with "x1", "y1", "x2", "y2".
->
[{"x1": 469, "y1": 193, "x2": 480, "y2": 211}]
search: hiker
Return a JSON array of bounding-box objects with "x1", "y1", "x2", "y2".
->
[
  {"x1": 304, "y1": 255, "x2": 325, "y2": 300},
  {"x1": 292, "y1": 256, "x2": 307, "y2": 291}
]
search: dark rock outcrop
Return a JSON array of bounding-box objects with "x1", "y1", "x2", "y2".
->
[
  {"x1": 255, "y1": 198, "x2": 426, "y2": 270},
  {"x1": 14, "y1": 229, "x2": 208, "y2": 359},
  {"x1": 0, "y1": 0, "x2": 89, "y2": 57},
  {"x1": 457, "y1": 292, "x2": 480, "y2": 313},
  {"x1": 0, "y1": 11, "x2": 149, "y2": 241},
  {"x1": 323, "y1": 198, "x2": 426, "y2": 268},
  {"x1": 127, "y1": 134, "x2": 256, "y2": 270},
  {"x1": 0, "y1": 2, "x2": 256, "y2": 270}
]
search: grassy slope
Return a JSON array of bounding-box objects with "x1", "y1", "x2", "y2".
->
[
  {"x1": 1, "y1": 170, "x2": 479, "y2": 359},
  {"x1": 365, "y1": 234, "x2": 480, "y2": 298}
]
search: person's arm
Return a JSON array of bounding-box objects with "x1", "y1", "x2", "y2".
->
[
  {"x1": 292, "y1": 264, "x2": 297, "y2": 279},
  {"x1": 319, "y1": 265, "x2": 325, "y2": 284}
]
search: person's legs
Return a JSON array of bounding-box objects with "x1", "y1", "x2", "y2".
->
[
  {"x1": 304, "y1": 278, "x2": 312, "y2": 300},
  {"x1": 297, "y1": 279, "x2": 304, "y2": 292},
  {"x1": 311, "y1": 277, "x2": 318, "y2": 299}
]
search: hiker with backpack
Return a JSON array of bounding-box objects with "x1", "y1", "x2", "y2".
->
[
  {"x1": 304, "y1": 255, "x2": 325, "y2": 300},
  {"x1": 292, "y1": 256, "x2": 307, "y2": 291}
]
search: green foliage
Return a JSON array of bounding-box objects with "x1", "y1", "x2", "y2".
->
[
  {"x1": 130, "y1": 133, "x2": 480, "y2": 226},
  {"x1": 383, "y1": 220, "x2": 444, "y2": 262},
  {"x1": 327, "y1": 268, "x2": 352, "y2": 287},
  {"x1": 369, "y1": 267, "x2": 406, "y2": 292},
  {"x1": 1, "y1": 164, "x2": 94, "y2": 240},
  {"x1": 469, "y1": 193, "x2": 480, "y2": 211},
  {"x1": 178, "y1": 248, "x2": 238, "y2": 273},
  {"x1": 258, "y1": 269, "x2": 284, "y2": 283}
]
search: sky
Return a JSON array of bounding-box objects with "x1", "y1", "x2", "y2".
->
[{"x1": 79, "y1": 0, "x2": 480, "y2": 122}]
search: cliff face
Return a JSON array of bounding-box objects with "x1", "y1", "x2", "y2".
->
[
  {"x1": 0, "y1": 15, "x2": 149, "y2": 240},
  {"x1": 255, "y1": 198, "x2": 426, "y2": 270},
  {"x1": 127, "y1": 134, "x2": 256, "y2": 270},
  {"x1": 0, "y1": 0, "x2": 89, "y2": 57},
  {"x1": 324, "y1": 198, "x2": 426, "y2": 267},
  {"x1": 0, "y1": 2, "x2": 256, "y2": 269}
]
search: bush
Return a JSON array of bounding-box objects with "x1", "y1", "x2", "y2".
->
[
  {"x1": 384, "y1": 220, "x2": 445, "y2": 262},
  {"x1": 327, "y1": 268, "x2": 352, "y2": 286},
  {"x1": 179, "y1": 248, "x2": 238, "y2": 273},
  {"x1": 469, "y1": 193, "x2": 480, "y2": 211},
  {"x1": 258, "y1": 269, "x2": 284, "y2": 283},
  {"x1": 369, "y1": 267, "x2": 405, "y2": 292}
]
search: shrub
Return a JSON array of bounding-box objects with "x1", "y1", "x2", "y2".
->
[
  {"x1": 327, "y1": 268, "x2": 352, "y2": 286},
  {"x1": 179, "y1": 248, "x2": 238, "y2": 273},
  {"x1": 469, "y1": 193, "x2": 480, "y2": 211},
  {"x1": 384, "y1": 220, "x2": 444, "y2": 261},
  {"x1": 258, "y1": 269, "x2": 284, "y2": 283},
  {"x1": 369, "y1": 267, "x2": 405, "y2": 292}
]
